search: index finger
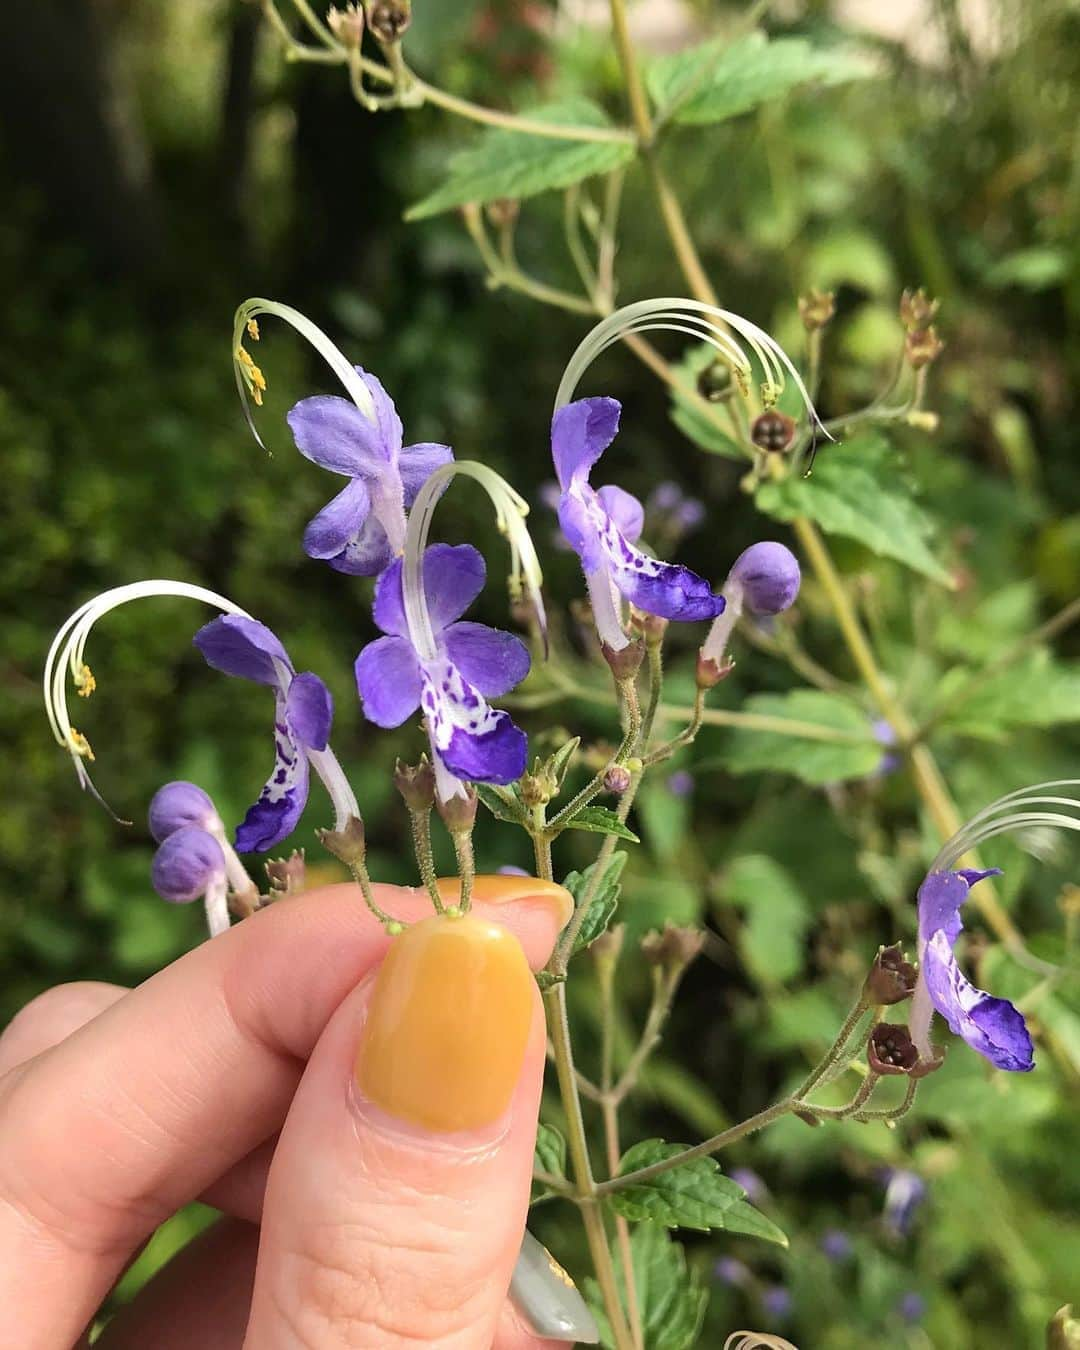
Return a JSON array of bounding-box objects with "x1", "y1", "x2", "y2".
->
[{"x1": 0, "y1": 876, "x2": 569, "y2": 1350}]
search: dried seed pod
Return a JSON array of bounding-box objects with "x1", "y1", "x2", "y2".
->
[{"x1": 750, "y1": 409, "x2": 797, "y2": 454}]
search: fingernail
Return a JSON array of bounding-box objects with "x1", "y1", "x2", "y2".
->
[
  {"x1": 510, "y1": 1231, "x2": 600, "y2": 1344},
  {"x1": 355, "y1": 914, "x2": 533, "y2": 1133},
  {"x1": 435, "y1": 874, "x2": 574, "y2": 929}
]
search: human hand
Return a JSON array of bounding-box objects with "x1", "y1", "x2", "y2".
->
[{"x1": 0, "y1": 876, "x2": 598, "y2": 1348}]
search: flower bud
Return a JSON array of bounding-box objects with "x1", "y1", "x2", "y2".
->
[
  {"x1": 327, "y1": 2, "x2": 364, "y2": 46},
  {"x1": 265, "y1": 849, "x2": 307, "y2": 897},
  {"x1": 867, "y1": 1022, "x2": 920, "y2": 1076},
  {"x1": 751, "y1": 409, "x2": 797, "y2": 454},
  {"x1": 630, "y1": 610, "x2": 668, "y2": 646},
  {"x1": 520, "y1": 766, "x2": 556, "y2": 807},
  {"x1": 695, "y1": 651, "x2": 733, "y2": 689},
  {"x1": 899, "y1": 287, "x2": 938, "y2": 331},
  {"x1": 864, "y1": 942, "x2": 917, "y2": 1005},
  {"x1": 436, "y1": 785, "x2": 478, "y2": 833},
  {"x1": 798, "y1": 288, "x2": 836, "y2": 331},
  {"x1": 603, "y1": 764, "x2": 632, "y2": 796},
  {"x1": 640, "y1": 922, "x2": 706, "y2": 972},
  {"x1": 148, "y1": 781, "x2": 218, "y2": 843},
  {"x1": 364, "y1": 0, "x2": 410, "y2": 42},
  {"x1": 905, "y1": 326, "x2": 944, "y2": 369},
  {"x1": 601, "y1": 637, "x2": 644, "y2": 682},
  {"x1": 727, "y1": 541, "x2": 801, "y2": 616},
  {"x1": 151, "y1": 827, "x2": 227, "y2": 904},
  {"x1": 394, "y1": 757, "x2": 436, "y2": 811},
  {"x1": 317, "y1": 814, "x2": 367, "y2": 867}
]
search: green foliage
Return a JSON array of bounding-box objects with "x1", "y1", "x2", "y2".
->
[
  {"x1": 934, "y1": 651, "x2": 1080, "y2": 739},
  {"x1": 587, "y1": 1222, "x2": 708, "y2": 1350},
  {"x1": 562, "y1": 850, "x2": 628, "y2": 951},
  {"x1": 720, "y1": 854, "x2": 811, "y2": 984},
  {"x1": 610, "y1": 1140, "x2": 788, "y2": 1245},
  {"x1": 647, "y1": 32, "x2": 875, "y2": 127},
  {"x1": 531, "y1": 1121, "x2": 568, "y2": 1202},
  {"x1": 405, "y1": 100, "x2": 634, "y2": 219},
  {"x1": 474, "y1": 782, "x2": 527, "y2": 823},
  {"x1": 563, "y1": 805, "x2": 640, "y2": 843},
  {"x1": 721, "y1": 690, "x2": 882, "y2": 785},
  {"x1": 756, "y1": 435, "x2": 954, "y2": 584}
]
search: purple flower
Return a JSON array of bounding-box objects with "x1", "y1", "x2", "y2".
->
[
  {"x1": 880, "y1": 1168, "x2": 927, "y2": 1237},
  {"x1": 151, "y1": 826, "x2": 226, "y2": 904},
  {"x1": 552, "y1": 398, "x2": 724, "y2": 651},
  {"x1": 194, "y1": 615, "x2": 334, "y2": 853},
  {"x1": 898, "y1": 1291, "x2": 926, "y2": 1324},
  {"x1": 149, "y1": 781, "x2": 219, "y2": 843},
  {"x1": 911, "y1": 869, "x2": 1034, "y2": 1073},
  {"x1": 667, "y1": 770, "x2": 694, "y2": 798},
  {"x1": 714, "y1": 1257, "x2": 750, "y2": 1287},
  {"x1": 354, "y1": 543, "x2": 530, "y2": 795},
  {"x1": 287, "y1": 366, "x2": 452, "y2": 576},
  {"x1": 761, "y1": 1285, "x2": 792, "y2": 1322},
  {"x1": 726, "y1": 542, "x2": 801, "y2": 616},
  {"x1": 820, "y1": 1229, "x2": 852, "y2": 1261}
]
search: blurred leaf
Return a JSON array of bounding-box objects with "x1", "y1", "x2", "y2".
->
[
  {"x1": 648, "y1": 33, "x2": 874, "y2": 127},
  {"x1": 564, "y1": 850, "x2": 628, "y2": 952},
  {"x1": 804, "y1": 229, "x2": 896, "y2": 295},
  {"x1": 532, "y1": 1121, "x2": 568, "y2": 1202},
  {"x1": 756, "y1": 435, "x2": 953, "y2": 584},
  {"x1": 722, "y1": 690, "x2": 881, "y2": 786},
  {"x1": 985, "y1": 247, "x2": 1069, "y2": 291},
  {"x1": 405, "y1": 101, "x2": 634, "y2": 219},
  {"x1": 721, "y1": 854, "x2": 811, "y2": 983},
  {"x1": 935, "y1": 651, "x2": 1080, "y2": 739},
  {"x1": 586, "y1": 1222, "x2": 708, "y2": 1350},
  {"x1": 609, "y1": 1139, "x2": 788, "y2": 1244},
  {"x1": 564, "y1": 805, "x2": 640, "y2": 842},
  {"x1": 637, "y1": 780, "x2": 690, "y2": 863}
]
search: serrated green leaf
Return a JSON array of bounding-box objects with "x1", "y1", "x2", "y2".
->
[
  {"x1": 648, "y1": 32, "x2": 875, "y2": 127},
  {"x1": 406, "y1": 100, "x2": 635, "y2": 220},
  {"x1": 935, "y1": 651, "x2": 1080, "y2": 739},
  {"x1": 547, "y1": 736, "x2": 582, "y2": 789},
  {"x1": 756, "y1": 435, "x2": 953, "y2": 584},
  {"x1": 585, "y1": 1223, "x2": 708, "y2": 1350},
  {"x1": 532, "y1": 1121, "x2": 567, "y2": 1202},
  {"x1": 563, "y1": 805, "x2": 640, "y2": 842},
  {"x1": 722, "y1": 690, "x2": 881, "y2": 786},
  {"x1": 563, "y1": 850, "x2": 628, "y2": 952},
  {"x1": 722, "y1": 854, "x2": 811, "y2": 984},
  {"x1": 474, "y1": 782, "x2": 525, "y2": 824},
  {"x1": 608, "y1": 1139, "x2": 788, "y2": 1245}
]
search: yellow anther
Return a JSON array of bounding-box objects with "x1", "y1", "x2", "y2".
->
[
  {"x1": 237, "y1": 345, "x2": 267, "y2": 405},
  {"x1": 734, "y1": 366, "x2": 751, "y2": 398},
  {"x1": 69, "y1": 728, "x2": 96, "y2": 761},
  {"x1": 75, "y1": 664, "x2": 96, "y2": 698},
  {"x1": 246, "y1": 318, "x2": 260, "y2": 341},
  {"x1": 760, "y1": 380, "x2": 781, "y2": 409}
]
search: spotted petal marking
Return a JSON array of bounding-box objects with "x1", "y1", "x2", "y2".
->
[
  {"x1": 420, "y1": 656, "x2": 526, "y2": 785},
  {"x1": 234, "y1": 701, "x2": 311, "y2": 853}
]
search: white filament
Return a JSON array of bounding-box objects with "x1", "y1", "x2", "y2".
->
[
  {"x1": 724, "y1": 1335, "x2": 800, "y2": 1350},
  {"x1": 932, "y1": 782, "x2": 1080, "y2": 873}
]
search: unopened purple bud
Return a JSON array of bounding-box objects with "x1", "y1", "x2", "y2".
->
[
  {"x1": 151, "y1": 827, "x2": 227, "y2": 903},
  {"x1": 727, "y1": 542, "x2": 801, "y2": 616},
  {"x1": 713, "y1": 1257, "x2": 750, "y2": 1287},
  {"x1": 149, "y1": 781, "x2": 218, "y2": 843},
  {"x1": 898, "y1": 1291, "x2": 926, "y2": 1324},
  {"x1": 820, "y1": 1228, "x2": 853, "y2": 1261}
]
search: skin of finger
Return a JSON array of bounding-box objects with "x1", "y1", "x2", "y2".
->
[
  {"x1": 0, "y1": 981, "x2": 128, "y2": 1077},
  {"x1": 98, "y1": 1212, "x2": 560, "y2": 1350},
  {"x1": 0, "y1": 881, "x2": 563, "y2": 1350},
  {"x1": 244, "y1": 976, "x2": 549, "y2": 1349}
]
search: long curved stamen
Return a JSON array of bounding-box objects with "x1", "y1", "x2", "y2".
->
[
  {"x1": 402, "y1": 461, "x2": 546, "y2": 661},
  {"x1": 232, "y1": 298, "x2": 377, "y2": 452},
  {"x1": 553, "y1": 298, "x2": 827, "y2": 444},
  {"x1": 932, "y1": 782, "x2": 1080, "y2": 872}
]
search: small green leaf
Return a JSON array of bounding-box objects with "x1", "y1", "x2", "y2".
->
[
  {"x1": 563, "y1": 806, "x2": 640, "y2": 842},
  {"x1": 532, "y1": 1122, "x2": 568, "y2": 1202},
  {"x1": 722, "y1": 854, "x2": 811, "y2": 984},
  {"x1": 608, "y1": 1139, "x2": 788, "y2": 1245},
  {"x1": 406, "y1": 100, "x2": 635, "y2": 220},
  {"x1": 585, "y1": 1223, "x2": 708, "y2": 1350},
  {"x1": 648, "y1": 32, "x2": 875, "y2": 127},
  {"x1": 722, "y1": 689, "x2": 881, "y2": 786},
  {"x1": 563, "y1": 851, "x2": 629, "y2": 952},
  {"x1": 547, "y1": 736, "x2": 582, "y2": 790},
  {"x1": 474, "y1": 783, "x2": 525, "y2": 824},
  {"x1": 756, "y1": 434, "x2": 953, "y2": 584}
]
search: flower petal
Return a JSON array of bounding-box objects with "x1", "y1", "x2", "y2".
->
[
  {"x1": 287, "y1": 395, "x2": 388, "y2": 477},
  {"x1": 354, "y1": 634, "x2": 423, "y2": 727},
  {"x1": 194, "y1": 615, "x2": 291, "y2": 687},
  {"x1": 285, "y1": 671, "x2": 333, "y2": 751},
  {"x1": 234, "y1": 706, "x2": 310, "y2": 853},
  {"x1": 917, "y1": 871, "x2": 974, "y2": 948},
  {"x1": 922, "y1": 930, "x2": 1034, "y2": 1072},
  {"x1": 326, "y1": 513, "x2": 394, "y2": 577},
  {"x1": 373, "y1": 543, "x2": 486, "y2": 638},
  {"x1": 421, "y1": 658, "x2": 527, "y2": 785},
  {"x1": 443, "y1": 621, "x2": 531, "y2": 697},
  {"x1": 597, "y1": 484, "x2": 644, "y2": 543},
  {"x1": 303, "y1": 478, "x2": 371, "y2": 560},
  {"x1": 400, "y1": 441, "x2": 454, "y2": 506},
  {"x1": 551, "y1": 397, "x2": 621, "y2": 490},
  {"x1": 557, "y1": 491, "x2": 602, "y2": 571},
  {"x1": 598, "y1": 515, "x2": 725, "y2": 621},
  {"x1": 355, "y1": 366, "x2": 404, "y2": 461}
]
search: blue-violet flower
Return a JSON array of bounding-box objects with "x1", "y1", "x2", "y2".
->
[
  {"x1": 194, "y1": 615, "x2": 334, "y2": 853},
  {"x1": 552, "y1": 397, "x2": 725, "y2": 651},
  {"x1": 354, "y1": 543, "x2": 530, "y2": 796}
]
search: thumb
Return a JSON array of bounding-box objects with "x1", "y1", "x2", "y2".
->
[{"x1": 244, "y1": 879, "x2": 576, "y2": 1349}]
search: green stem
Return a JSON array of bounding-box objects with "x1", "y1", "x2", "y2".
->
[
  {"x1": 547, "y1": 678, "x2": 642, "y2": 832},
  {"x1": 640, "y1": 641, "x2": 664, "y2": 748},
  {"x1": 610, "y1": 969, "x2": 676, "y2": 1105},
  {"x1": 792, "y1": 994, "x2": 870, "y2": 1100},
  {"x1": 409, "y1": 807, "x2": 445, "y2": 913},
  {"x1": 451, "y1": 829, "x2": 476, "y2": 913},
  {"x1": 643, "y1": 686, "x2": 706, "y2": 767},
  {"x1": 348, "y1": 855, "x2": 402, "y2": 929},
  {"x1": 411, "y1": 75, "x2": 635, "y2": 144}
]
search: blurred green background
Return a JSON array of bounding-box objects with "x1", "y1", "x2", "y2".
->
[{"x1": 2, "y1": 0, "x2": 1080, "y2": 1345}]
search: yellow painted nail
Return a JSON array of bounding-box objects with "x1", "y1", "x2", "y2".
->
[
  {"x1": 435, "y1": 874, "x2": 574, "y2": 929},
  {"x1": 356, "y1": 914, "x2": 533, "y2": 1133}
]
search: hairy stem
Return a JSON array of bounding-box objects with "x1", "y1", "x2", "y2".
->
[{"x1": 409, "y1": 807, "x2": 445, "y2": 913}]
